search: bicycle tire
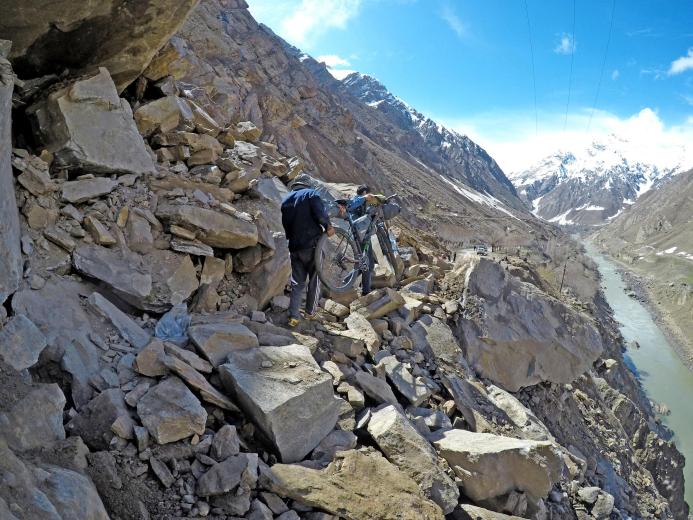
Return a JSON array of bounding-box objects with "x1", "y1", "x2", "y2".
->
[
  {"x1": 376, "y1": 227, "x2": 403, "y2": 282},
  {"x1": 314, "y1": 227, "x2": 362, "y2": 294}
]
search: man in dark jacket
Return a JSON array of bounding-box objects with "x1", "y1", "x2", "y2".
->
[{"x1": 281, "y1": 173, "x2": 334, "y2": 327}]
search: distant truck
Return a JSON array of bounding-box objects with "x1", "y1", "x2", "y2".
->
[{"x1": 476, "y1": 245, "x2": 489, "y2": 256}]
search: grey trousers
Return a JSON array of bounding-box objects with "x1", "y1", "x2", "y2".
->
[{"x1": 289, "y1": 248, "x2": 320, "y2": 319}]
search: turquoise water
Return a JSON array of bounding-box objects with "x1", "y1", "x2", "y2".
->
[{"x1": 584, "y1": 242, "x2": 693, "y2": 506}]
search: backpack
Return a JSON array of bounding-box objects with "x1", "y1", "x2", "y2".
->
[{"x1": 381, "y1": 201, "x2": 401, "y2": 221}]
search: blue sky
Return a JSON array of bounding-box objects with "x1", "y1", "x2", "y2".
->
[{"x1": 248, "y1": 0, "x2": 693, "y2": 171}]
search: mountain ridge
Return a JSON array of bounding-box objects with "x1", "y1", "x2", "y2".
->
[{"x1": 510, "y1": 135, "x2": 691, "y2": 226}]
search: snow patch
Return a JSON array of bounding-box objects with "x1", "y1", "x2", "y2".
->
[
  {"x1": 438, "y1": 175, "x2": 519, "y2": 220},
  {"x1": 548, "y1": 209, "x2": 575, "y2": 226}
]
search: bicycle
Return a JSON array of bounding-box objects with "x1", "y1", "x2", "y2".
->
[{"x1": 314, "y1": 194, "x2": 403, "y2": 294}]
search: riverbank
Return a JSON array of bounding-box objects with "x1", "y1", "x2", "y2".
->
[
  {"x1": 603, "y1": 253, "x2": 693, "y2": 372},
  {"x1": 583, "y1": 243, "x2": 693, "y2": 511}
]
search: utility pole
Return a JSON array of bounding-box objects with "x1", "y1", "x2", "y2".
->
[{"x1": 559, "y1": 258, "x2": 568, "y2": 294}]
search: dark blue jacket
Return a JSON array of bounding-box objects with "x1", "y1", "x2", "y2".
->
[{"x1": 281, "y1": 188, "x2": 331, "y2": 252}]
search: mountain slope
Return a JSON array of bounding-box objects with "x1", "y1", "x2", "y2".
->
[
  {"x1": 592, "y1": 169, "x2": 693, "y2": 356},
  {"x1": 510, "y1": 136, "x2": 689, "y2": 226},
  {"x1": 164, "y1": 1, "x2": 535, "y2": 250}
]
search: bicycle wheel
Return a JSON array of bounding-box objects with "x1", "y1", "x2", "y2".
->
[
  {"x1": 315, "y1": 227, "x2": 362, "y2": 294},
  {"x1": 377, "y1": 228, "x2": 403, "y2": 281}
]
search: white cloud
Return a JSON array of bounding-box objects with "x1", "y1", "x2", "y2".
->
[
  {"x1": 611, "y1": 69, "x2": 620, "y2": 80},
  {"x1": 328, "y1": 68, "x2": 358, "y2": 80},
  {"x1": 668, "y1": 48, "x2": 693, "y2": 76},
  {"x1": 249, "y1": 0, "x2": 362, "y2": 49},
  {"x1": 440, "y1": 5, "x2": 468, "y2": 38},
  {"x1": 440, "y1": 108, "x2": 693, "y2": 173},
  {"x1": 317, "y1": 54, "x2": 351, "y2": 68},
  {"x1": 554, "y1": 33, "x2": 576, "y2": 55}
]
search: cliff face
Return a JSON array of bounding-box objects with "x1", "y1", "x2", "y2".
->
[{"x1": 0, "y1": 1, "x2": 688, "y2": 519}]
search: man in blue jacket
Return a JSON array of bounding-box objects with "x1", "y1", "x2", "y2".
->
[
  {"x1": 281, "y1": 174, "x2": 335, "y2": 327},
  {"x1": 344, "y1": 185, "x2": 377, "y2": 295}
]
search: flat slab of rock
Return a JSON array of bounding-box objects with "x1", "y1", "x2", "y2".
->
[
  {"x1": 196, "y1": 453, "x2": 249, "y2": 497},
  {"x1": 0, "y1": 55, "x2": 22, "y2": 304},
  {"x1": 378, "y1": 355, "x2": 433, "y2": 406},
  {"x1": 73, "y1": 245, "x2": 152, "y2": 303},
  {"x1": 0, "y1": 315, "x2": 47, "y2": 370},
  {"x1": 411, "y1": 315, "x2": 468, "y2": 369},
  {"x1": 343, "y1": 313, "x2": 380, "y2": 355},
  {"x1": 156, "y1": 202, "x2": 258, "y2": 249},
  {"x1": 458, "y1": 258, "x2": 603, "y2": 391},
  {"x1": 189, "y1": 322, "x2": 258, "y2": 367},
  {"x1": 87, "y1": 292, "x2": 150, "y2": 349},
  {"x1": 220, "y1": 344, "x2": 340, "y2": 462},
  {"x1": 75, "y1": 246, "x2": 198, "y2": 312},
  {"x1": 263, "y1": 449, "x2": 444, "y2": 520},
  {"x1": 350, "y1": 288, "x2": 405, "y2": 319},
  {"x1": 61, "y1": 177, "x2": 118, "y2": 204},
  {"x1": 29, "y1": 68, "x2": 155, "y2": 174},
  {"x1": 354, "y1": 371, "x2": 398, "y2": 405},
  {"x1": 431, "y1": 429, "x2": 563, "y2": 502},
  {"x1": 137, "y1": 376, "x2": 207, "y2": 444},
  {"x1": 367, "y1": 405, "x2": 459, "y2": 514},
  {"x1": 458, "y1": 505, "x2": 525, "y2": 519},
  {"x1": 162, "y1": 354, "x2": 238, "y2": 411}
]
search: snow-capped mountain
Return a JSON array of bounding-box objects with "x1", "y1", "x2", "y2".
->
[
  {"x1": 510, "y1": 135, "x2": 691, "y2": 226},
  {"x1": 339, "y1": 72, "x2": 524, "y2": 211}
]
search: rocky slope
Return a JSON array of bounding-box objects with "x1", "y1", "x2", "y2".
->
[
  {"x1": 163, "y1": 0, "x2": 537, "y2": 248},
  {"x1": 0, "y1": 1, "x2": 688, "y2": 520},
  {"x1": 510, "y1": 136, "x2": 689, "y2": 226},
  {"x1": 592, "y1": 169, "x2": 693, "y2": 361}
]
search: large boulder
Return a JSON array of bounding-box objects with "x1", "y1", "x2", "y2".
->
[
  {"x1": 263, "y1": 449, "x2": 444, "y2": 520},
  {"x1": 246, "y1": 235, "x2": 291, "y2": 308},
  {"x1": 73, "y1": 245, "x2": 198, "y2": 312},
  {"x1": 66, "y1": 388, "x2": 129, "y2": 450},
  {"x1": 0, "y1": 384, "x2": 66, "y2": 451},
  {"x1": 219, "y1": 344, "x2": 341, "y2": 462},
  {"x1": 137, "y1": 376, "x2": 207, "y2": 444},
  {"x1": 458, "y1": 258, "x2": 603, "y2": 391},
  {"x1": 0, "y1": 0, "x2": 199, "y2": 91},
  {"x1": 12, "y1": 280, "x2": 102, "y2": 407},
  {"x1": 367, "y1": 405, "x2": 459, "y2": 514},
  {"x1": 430, "y1": 429, "x2": 563, "y2": 503},
  {"x1": 156, "y1": 202, "x2": 258, "y2": 249},
  {"x1": 0, "y1": 440, "x2": 109, "y2": 520},
  {"x1": 411, "y1": 315, "x2": 468, "y2": 370},
  {"x1": 28, "y1": 68, "x2": 155, "y2": 175},
  {"x1": 0, "y1": 47, "x2": 22, "y2": 304},
  {"x1": 0, "y1": 315, "x2": 47, "y2": 371}
]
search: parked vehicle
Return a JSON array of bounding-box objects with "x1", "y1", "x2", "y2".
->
[{"x1": 476, "y1": 245, "x2": 489, "y2": 256}]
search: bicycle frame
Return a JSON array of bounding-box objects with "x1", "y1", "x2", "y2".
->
[{"x1": 342, "y1": 206, "x2": 394, "y2": 271}]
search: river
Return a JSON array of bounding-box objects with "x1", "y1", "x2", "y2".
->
[{"x1": 584, "y1": 242, "x2": 693, "y2": 506}]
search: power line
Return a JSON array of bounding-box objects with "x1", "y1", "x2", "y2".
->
[
  {"x1": 587, "y1": 0, "x2": 617, "y2": 132},
  {"x1": 523, "y1": 0, "x2": 538, "y2": 136},
  {"x1": 563, "y1": 0, "x2": 577, "y2": 133}
]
